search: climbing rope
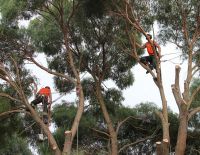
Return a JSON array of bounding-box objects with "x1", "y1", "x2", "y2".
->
[
  {"x1": 161, "y1": 54, "x2": 184, "y2": 65},
  {"x1": 75, "y1": 93, "x2": 79, "y2": 155}
]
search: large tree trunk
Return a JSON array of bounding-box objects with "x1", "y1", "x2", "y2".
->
[
  {"x1": 62, "y1": 84, "x2": 84, "y2": 154},
  {"x1": 62, "y1": 28, "x2": 85, "y2": 154},
  {"x1": 96, "y1": 85, "x2": 118, "y2": 155},
  {"x1": 156, "y1": 69, "x2": 170, "y2": 155},
  {"x1": 175, "y1": 111, "x2": 188, "y2": 155}
]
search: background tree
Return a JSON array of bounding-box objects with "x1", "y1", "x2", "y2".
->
[
  {"x1": 26, "y1": 0, "x2": 144, "y2": 154},
  {"x1": 0, "y1": 97, "x2": 33, "y2": 155},
  {"x1": 186, "y1": 78, "x2": 200, "y2": 154},
  {"x1": 50, "y1": 101, "x2": 179, "y2": 155},
  {"x1": 70, "y1": 1, "x2": 141, "y2": 154}
]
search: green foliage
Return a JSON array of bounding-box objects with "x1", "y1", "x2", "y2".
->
[
  {"x1": 73, "y1": 11, "x2": 136, "y2": 89},
  {"x1": 0, "y1": 0, "x2": 26, "y2": 22},
  {"x1": 51, "y1": 102, "x2": 174, "y2": 154},
  {"x1": 190, "y1": 78, "x2": 200, "y2": 108},
  {"x1": 168, "y1": 110, "x2": 178, "y2": 150},
  {"x1": 188, "y1": 78, "x2": 200, "y2": 132},
  {"x1": 79, "y1": 0, "x2": 106, "y2": 18},
  {"x1": 186, "y1": 130, "x2": 200, "y2": 155},
  {"x1": 0, "y1": 134, "x2": 33, "y2": 155},
  {"x1": 52, "y1": 104, "x2": 77, "y2": 128},
  {"x1": 104, "y1": 88, "x2": 124, "y2": 116},
  {"x1": 0, "y1": 106, "x2": 32, "y2": 154},
  {"x1": 28, "y1": 18, "x2": 62, "y2": 56},
  {"x1": 154, "y1": 0, "x2": 200, "y2": 62},
  {"x1": 54, "y1": 76, "x2": 75, "y2": 93},
  {"x1": 0, "y1": 98, "x2": 11, "y2": 113}
]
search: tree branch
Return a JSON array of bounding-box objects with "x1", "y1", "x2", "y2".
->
[
  {"x1": 28, "y1": 56, "x2": 75, "y2": 83},
  {"x1": 0, "y1": 92, "x2": 22, "y2": 103},
  {"x1": 188, "y1": 107, "x2": 200, "y2": 120},
  {"x1": 90, "y1": 127, "x2": 110, "y2": 137},
  {"x1": 116, "y1": 116, "x2": 143, "y2": 134},
  {"x1": 119, "y1": 128, "x2": 159, "y2": 153},
  {"x1": 188, "y1": 85, "x2": 200, "y2": 108},
  {"x1": 171, "y1": 65, "x2": 186, "y2": 109},
  {"x1": 0, "y1": 109, "x2": 26, "y2": 118}
]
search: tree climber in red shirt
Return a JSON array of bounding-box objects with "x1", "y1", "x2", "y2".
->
[
  {"x1": 31, "y1": 86, "x2": 52, "y2": 124},
  {"x1": 138, "y1": 34, "x2": 161, "y2": 74}
]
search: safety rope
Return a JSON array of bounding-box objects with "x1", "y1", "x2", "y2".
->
[
  {"x1": 75, "y1": 90, "x2": 79, "y2": 155},
  {"x1": 161, "y1": 54, "x2": 184, "y2": 65}
]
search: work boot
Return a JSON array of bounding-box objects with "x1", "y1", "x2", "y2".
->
[
  {"x1": 153, "y1": 77, "x2": 158, "y2": 81},
  {"x1": 31, "y1": 103, "x2": 35, "y2": 109},
  {"x1": 43, "y1": 114, "x2": 48, "y2": 124},
  {"x1": 146, "y1": 64, "x2": 154, "y2": 74},
  {"x1": 149, "y1": 64, "x2": 154, "y2": 70}
]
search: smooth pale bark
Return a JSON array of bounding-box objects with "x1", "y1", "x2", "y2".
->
[
  {"x1": 175, "y1": 112, "x2": 188, "y2": 155},
  {"x1": 96, "y1": 85, "x2": 118, "y2": 155},
  {"x1": 62, "y1": 131, "x2": 72, "y2": 155},
  {"x1": 61, "y1": 26, "x2": 85, "y2": 154}
]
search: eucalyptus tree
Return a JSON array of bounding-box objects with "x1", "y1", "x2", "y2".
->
[
  {"x1": 27, "y1": 0, "x2": 143, "y2": 154},
  {"x1": 70, "y1": 1, "x2": 143, "y2": 153},
  {"x1": 110, "y1": 0, "x2": 200, "y2": 154},
  {"x1": 107, "y1": 0, "x2": 172, "y2": 154},
  {"x1": 51, "y1": 101, "x2": 165, "y2": 155},
  {"x1": 0, "y1": 0, "x2": 85, "y2": 154},
  {"x1": 0, "y1": 97, "x2": 33, "y2": 155},
  {"x1": 153, "y1": 0, "x2": 200, "y2": 154},
  {"x1": 0, "y1": 24, "x2": 36, "y2": 154},
  {"x1": 186, "y1": 78, "x2": 200, "y2": 154}
]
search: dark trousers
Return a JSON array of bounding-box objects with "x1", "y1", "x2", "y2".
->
[
  {"x1": 31, "y1": 95, "x2": 48, "y2": 113},
  {"x1": 140, "y1": 55, "x2": 156, "y2": 70}
]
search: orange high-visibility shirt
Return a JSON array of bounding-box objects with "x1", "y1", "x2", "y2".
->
[
  {"x1": 146, "y1": 42, "x2": 154, "y2": 55},
  {"x1": 38, "y1": 88, "x2": 51, "y2": 97}
]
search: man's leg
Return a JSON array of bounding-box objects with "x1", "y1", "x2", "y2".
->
[
  {"x1": 31, "y1": 96, "x2": 43, "y2": 108},
  {"x1": 140, "y1": 56, "x2": 148, "y2": 65},
  {"x1": 145, "y1": 56, "x2": 154, "y2": 74},
  {"x1": 151, "y1": 56, "x2": 157, "y2": 70},
  {"x1": 42, "y1": 96, "x2": 48, "y2": 124}
]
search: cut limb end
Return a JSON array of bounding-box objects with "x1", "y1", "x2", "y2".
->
[
  {"x1": 163, "y1": 139, "x2": 169, "y2": 143},
  {"x1": 52, "y1": 145, "x2": 57, "y2": 150}
]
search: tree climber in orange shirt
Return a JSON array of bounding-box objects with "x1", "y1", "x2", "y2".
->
[
  {"x1": 137, "y1": 34, "x2": 161, "y2": 74},
  {"x1": 31, "y1": 86, "x2": 52, "y2": 124}
]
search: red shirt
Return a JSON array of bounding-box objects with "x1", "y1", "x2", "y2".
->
[
  {"x1": 146, "y1": 42, "x2": 154, "y2": 55},
  {"x1": 38, "y1": 88, "x2": 51, "y2": 97}
]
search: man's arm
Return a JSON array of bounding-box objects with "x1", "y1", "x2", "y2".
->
[
  {"x1": 154, "y1": 41, "x2": 161, "y2": 57},
  {"x1": 136, "y1": 42, "x2": 146, "y2": 49}
]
